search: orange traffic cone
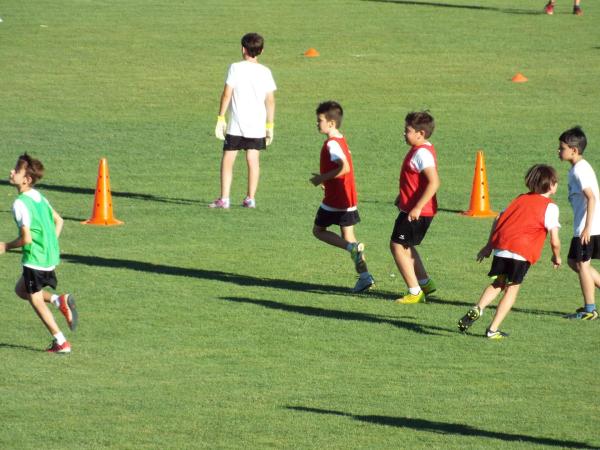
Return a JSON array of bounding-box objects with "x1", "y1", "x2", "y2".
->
[
  {"x1": 82, "y1": 158, "x2": 123, "y2": 226},
  {"x1": 304, "y1": 48, "x2": 320, "y2": 57},
  {"x1": 462, "y1": 151, "x2": 498, "y2": 218},
  {"x1": 511, "y1": 72, "x2": 528, "y2": 83}
]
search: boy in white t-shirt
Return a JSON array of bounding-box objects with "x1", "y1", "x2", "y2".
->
[
  {"x1": 210, "y1": 33, "x2": 276, "y2": 209},
  {"x1": 558, "y1": 127, "x2": 600, "y2": 320}
]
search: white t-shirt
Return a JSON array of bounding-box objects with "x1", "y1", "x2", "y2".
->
[
  {"x1": 409, "y1": 143, "x2": 436, "y2": 172},
  {"x1": 225, "y1": 61, "x2": 276, "y2": 138},
  {"x1": 495, "y1": 203, "x2": 560, "y2": 261},
  {"x1": 568, "y1": 159, "x2": 600, "y2": 237}
]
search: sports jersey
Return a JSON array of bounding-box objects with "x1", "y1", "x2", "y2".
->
[
  {"x1": 398, "y1": 142, "x2": 437, "y2": 216},
  {"x1": 320, "y1": 136, "x2": 358, "y2": 211},
  {"x1": 12, "y1": 189, "x2": 60, "y2": 270},
  {"x1": 568, "y1": 159, "x2": 600, "y2": 237},
  {"x1": 225, "y1": 61, "x2": 277, "y2": 138},
  {"x1": 491, "y1": 193, "x2": 559, "y2": 264}
]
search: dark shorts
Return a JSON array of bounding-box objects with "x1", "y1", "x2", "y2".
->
[
  {"x1": 223, "y1": 134, "x2": 266, "y2": 151},
  {"x1": 390, "y1": 211, "x2": 433, "y2": 246},
  {"x1": 567, "y1": 235, "x2": 600, "y2": 262},
  {"x1": 22, "y1": 266, "x2": 57, "y2": 294},
  {"x1": 488, "y1": 256, "x2": 530, "y2": 285},
  {"x1": 314, "y1": 207, "x2": 361, "y2": 228}
]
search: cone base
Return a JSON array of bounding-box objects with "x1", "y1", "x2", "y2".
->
[
  {"x1": 82, "y1": 217, "x2": 124, "y2": 226},
  {"x1": 461, "y1": 210, "x2": 498, "y2": 218}
]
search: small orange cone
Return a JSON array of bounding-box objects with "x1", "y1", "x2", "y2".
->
[
  {"x1": 304, "y1": 48, "x2": 320, "y2": 57},
  {"x1": 462, "y1": 151, "x2": 498, "y2": 218},
  {"x1": 82, "y1": 158, "x2": 123, "y2": 226},
  {"x1": 511, "y1": 72, "x2": 528, "y2": 83}
]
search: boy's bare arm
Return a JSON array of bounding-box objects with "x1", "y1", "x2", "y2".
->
[
  {"x1": 310, "y1": 159, "x2": 348, "y2": 186},
  {"x1": 477, "y1": 217, "x2": 499, "y2": 262},
  {"x1": 408, "y1": 166, "x2": 440, "y2": 220},
  {"x1": 218, "y1": 85, "x2": 233, "y2": 116},
  {"x1": 581, "y1": 187, "x2": 596, "y2": 244},
  {"x1": 265, "y1": 91, "x2": 275, "y2": 124},
  {"x1": 0, "y1": 226, "x2": 32, "y2": 254},
  {"x1": 549, "y1": 227, "x2": 561, "y2": 268},
  {"x1": 53, "y1": 208, "x2": 64, "y2": 238}
]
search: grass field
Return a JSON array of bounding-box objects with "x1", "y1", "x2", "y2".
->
[{"x1": 1, "y1": 0, "x2": 599, "y2": 448}]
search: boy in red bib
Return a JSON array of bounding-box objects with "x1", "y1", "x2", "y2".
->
[
  {"x1": 310, "y1": 101, "x2": 375, "y2": 293},
  {"x1": 458, "y1": 164, "x2": 561, "y2": 339},
  {"x1": 391, "y1": 111, "x2": 440, "y2": 304}
]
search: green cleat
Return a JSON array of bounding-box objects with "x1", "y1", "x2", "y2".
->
[
  {"x1": 395, "y1": 291, "x2": 425, "y2": 304},
  {"x1": 486, "y1": 328, "x2": 509, "y2": 340},
  {"x1": 458, "y1": 306, "x2": 481, "y2": 333},
  {"x1": 420, "y1": 279, "x2": 437, "y2": 296}
]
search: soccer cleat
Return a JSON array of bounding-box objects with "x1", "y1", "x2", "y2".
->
[
  {"x1": 573, "y1": 5, "x2": 583, "y2": 15},
  {"x1": 208, "y1": 198, "x2": 230, "y2": 209},
  {"x1": 352, "y1": 274, "x2": 375, "y2": 293},
  {"x1": 544, "y1": 1, "x2": 554, "y2": 14},
  {"x1": 58, "y1": 294, "x2": 78, "y2": 331},
  {"x1": 242, "y1": 197, "x2": 256, "y2": 208},
  {"x1": 46, "y1": 339, "x2": 71, "y2": 354},
  {"x1": 458, "y1": 306, "x2": 482, "y2": 332},
  {"x1": 395, "y1": 291, "x2": 425, "y2": 304},
  {"x1": 563, "y1": 309, "x2": 598, "y2": 320},
  {"x1": 420, "y1": 279, "x2": 437, "y2": 296},
  {"x1": 486, "y1": 329, "x2": 509, "y2": 340}
]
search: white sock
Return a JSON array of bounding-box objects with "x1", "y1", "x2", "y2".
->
[
  {"x1": 408, "y1": 286, "x2": 421, "y2": 295},
  {"x1": 418, "y1": 278, "x2": 430, "y2": 286},
  {"x1": 53, "y1": 332, "x2": 66, "y2": 345},
  {"x1": 51, "y1": 294, "x2": 60, "y2": 307}
]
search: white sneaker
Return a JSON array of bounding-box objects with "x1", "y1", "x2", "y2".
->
[{"x1": 352, "y1": 274, "x2": 375, "y2": 293}]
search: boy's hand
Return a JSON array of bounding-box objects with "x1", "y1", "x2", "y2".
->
[
  {"x1": 310, "y1": 173, "x2": 322, "y2": 186},
  {"x1": 215, "y1": 115, "x2": 227, "y2": 140},
  {"x1": 580, "y1": 228, "x2": 591, "y2": 245},
  {"x1": 265, "y1": 123, "x2": 274, "y2": 146},
  {"x1": 408, "y1": 207, "x2": 422, "y2": 221},
  {"x1": 0, "y1": 242, "x2": 6, "y2": 255},
  {"x1": 476, "y1": 245, "x2": 492, "y2": 262},
  {"x1": 551, "y1": 255, "x2": 561, "y2": 269}
]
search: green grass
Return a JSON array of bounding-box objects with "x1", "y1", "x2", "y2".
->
[{"x1": 1, "y1": 0, "x2": 599, "y2": 448}]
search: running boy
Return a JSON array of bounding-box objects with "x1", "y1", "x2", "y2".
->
[
  {"x1": 558, "y1": 126, "x2": 600, "y2": 320},
  {"x1": 0, "y1": 154, "x2": 77, "y2": 353},
  {"x1": 310, "y1": 101, "x2": 375, "y2": 293},
  {"x1": 210, "y1": 32, "x2": 276, "y2": 209},
  {"x1": 544, "y1": 0, "x2": 583, "y2": 16},
  {"x1": 390, "y1": 111, "x2": 439, "y2": 304},
  {"x1": 458, "y1": 164, "x2": 561, "y2": 339}
]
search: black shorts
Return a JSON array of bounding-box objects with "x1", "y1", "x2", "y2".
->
[
  {"x1": 390, "y1": 211, "x2": 433, "y2": 246},
  {"x1": 223, "y1": 134, "x2": 266, "y2": 151},
  {"x1": 22, "y1": 266, "x2": 57, "y2": 294},
  {"x1": 314, "y1": 207, "x2": 361, "y2": 228},
  {"x1": 488, "y1": 256, "x2": 530, "y2": 285},
  {"x1": 567, "y1": 235, "x2": 600, "y2": 262}
]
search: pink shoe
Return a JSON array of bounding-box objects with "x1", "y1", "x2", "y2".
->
[
  {"x1": 544, "y1": 2, "x2": 554, "y2": 14},
  {"x1": 58, "y1": 294, "x2": 78, "y2": 331},
  {"x1": 242, "y1": 197, "x2": 256, "y2": 208},
  {"x1": 208, "y1": 198, "x2": 230, "y2": 209},
  {"x1": 47, "y1": 340, "x2": 71, "y2": 354}
]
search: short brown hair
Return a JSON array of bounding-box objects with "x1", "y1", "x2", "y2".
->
[
  {"x1": 525, "y1": 164, "x2": 557, "y2": 194},
  {"x1": 405, "y1": 111, "x2": 435, "y2": 138},
  {"x1": 316, "y1": 101, "x2": 344, "y2": 128},
  {"x1": 16, "y1": 153, "x2": 45, "y2": 185},
  {"x1": 241, "y1": 33, "x2": 264, "y2": 58}
]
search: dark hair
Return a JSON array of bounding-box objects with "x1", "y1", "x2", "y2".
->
[
  {"x1": 405, "y1": 111, "x2": 435, "y2": 138},
  {"x1": 559, "y1": 126, "x2": 587, "y2": 154},
  {"x1": 316, "y1": 101, "x2": 344, "y2": 128},
  {"x1": 241, "y1": 33, "x2": 264, "y2": 57},
  {"x1": 16, "y1": 153, "x2": 44, "y2": 185},
  {"x1": 525, "y1": 164, "x2": 558, "y2": 194}
]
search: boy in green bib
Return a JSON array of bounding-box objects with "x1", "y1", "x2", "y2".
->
[{"x1": 0, "y1": 154, "x2": 77, "y2": 353}]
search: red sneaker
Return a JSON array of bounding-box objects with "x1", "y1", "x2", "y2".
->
[
  {"x1": 58, "y1": 294, "x2": 78, "y2": 331},
  {"x1": 544, "y1": 2, "x2": 554, "y2": 14},
  {"x1": 47, "y1": 340, "x2": 71, "y2": 354}
]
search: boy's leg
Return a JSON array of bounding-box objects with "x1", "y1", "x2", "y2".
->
[
  {"x1": 220, "y1": 150, "x2": 238, "y2": 200},
  {"x1": 28, "y1": 290, "x2": 61, "y2": 336},
  {"x1": 245, "y1": 149, "x2": 260, "y2": 201},
  {"x1": 458, "y1": 280, "x2": 503, "y2": 332},
  {"x1": 390, "y1": 241, "x2": 419, "y2": 290},
  {"x1": 488, "y1": 283, "x2": 520, "y2": 332},
  {"x1": 575, "y1": 260, "x2": 596, "y2": 307},
  {"x1": 313, "y1": 225, "x2": 348, "y2": 250}
]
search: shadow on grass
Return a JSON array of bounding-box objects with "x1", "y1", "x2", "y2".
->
[
  {"x1": 0, "y1": 342, "x2": 44, "y2": 353},
  {"x1": 220, "y1": 296, "x2": 455, "y2": 336},
  {"x1": 362, "y1": 0, "x2": 541, "y2": 15},
  {"x1": 427, "y1": 295, "x2": 567, "y2": 317},
  {"x1": 286, "y1": 406, "x2": 598, "y2": 449},
  {"x1": 0, "y1": 180, "x2": 200, "y2": 205}
]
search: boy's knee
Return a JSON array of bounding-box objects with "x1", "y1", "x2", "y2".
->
[
  {"x1": 313, "y1": 225, "x2": 325, "y2": 239},
  {"x1": 568, "y1": 259, "x2": 582, "y2": 272}
]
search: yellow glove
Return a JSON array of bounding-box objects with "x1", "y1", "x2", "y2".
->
[
  {"x1": 215, "y1": 115, "x2": 227, "y2": 140},
  {"x1": 265, "y1": 122, "x2": 274, "y2": 146}
]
